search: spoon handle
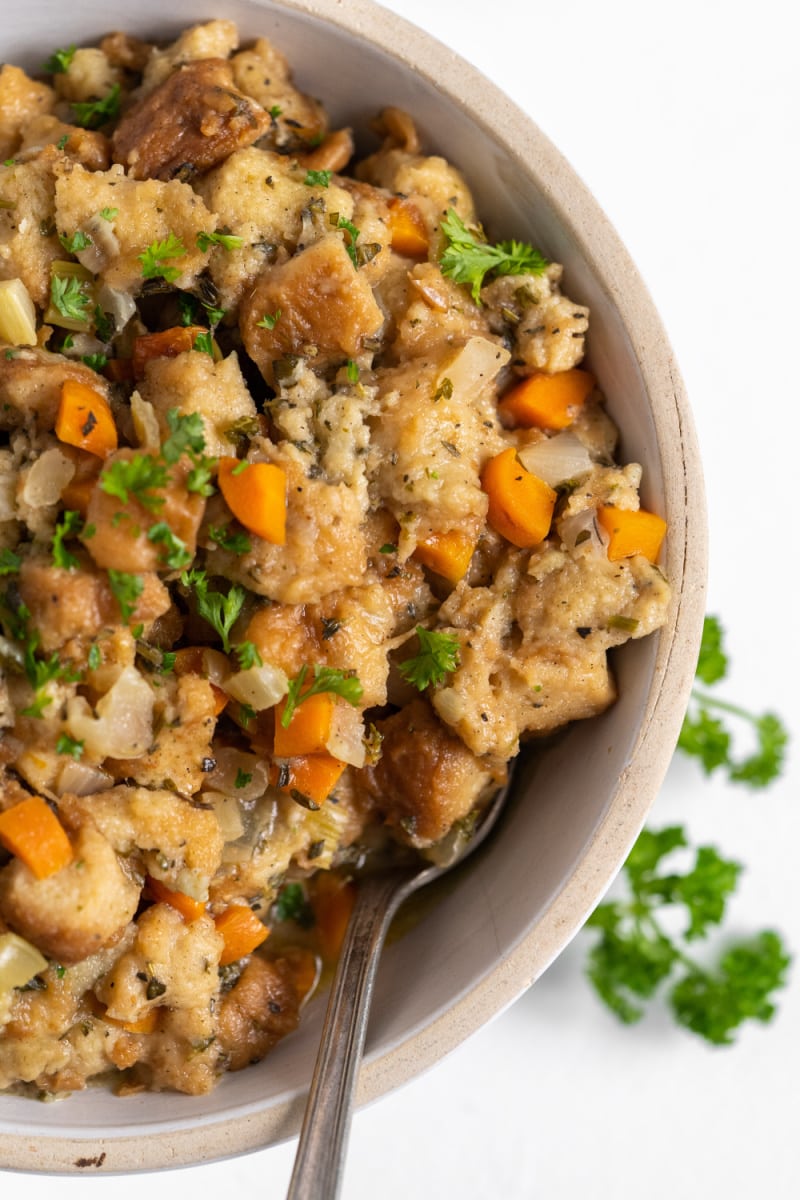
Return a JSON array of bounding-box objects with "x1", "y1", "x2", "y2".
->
[{"x1": 286, "y1": 869, "x2": 410, "y2": 1200}]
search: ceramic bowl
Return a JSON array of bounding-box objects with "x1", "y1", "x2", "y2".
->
[{"x1": 0, "y1": 0, "x2": 706, "y2": 1173}]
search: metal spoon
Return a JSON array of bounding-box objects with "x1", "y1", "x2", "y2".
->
[{"x1": 285, "y1": 781, "x2": 510, "y2": 1200}]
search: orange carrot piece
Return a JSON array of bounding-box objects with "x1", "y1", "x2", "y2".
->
[
  {"x1": 597, "y1": 506, "x2": 667, "y2": 563},
  {"x1": 146, "y1": 875, "x2": 206, "y2": 922},
  {"x1": 386, "y1": 197, "x2": 429, "y2": 258},
  {"x1": 413, "y1": 530, "x2": 476, "y2": 584},
  {"x1": 277, "y1": 752, "x2": 346, "y2": 805},
  {"x1": 131, "y1": 326, "x2": 207, "y2": 379},
  {"x1": 480, "y1": 447, "x2": 556, "y2": 547},
  {"x1": 498, "y1": 368, "x2": 595, "y2": 431},
  {"x1": 214, "y1": 905, "x2": 270, "y2": 965},
  {"x1": 273, "y1": 692, "x2": 334, "y2": 758},
  {"x1": 217, "y1": 457, "x2": 287, "y2": 546},
  {"x1": 105, "y1": 1008, "x2": 159, "y2": 1034},
  {"x1": 310, "y1": 873, "x2": 356, "y2": 962},
  {"x1": 55, "y1": 378, "x2": 118, "y2": 459},
  {"x1": 0, "y1": 796, "x2": 73, "y2": 880}
]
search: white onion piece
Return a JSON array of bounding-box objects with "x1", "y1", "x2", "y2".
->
[
  {"x1": 61, "y1": 332, "x2": 106, "y2": 360},
  {"x1": 96, "y1": 284, "x2": 136, "y2": 337},
  {"x1": 518, "y1": 432, "x2": 593, "y2": 487},
  {"x1": 438, "y1": 336, "x2": 511, "y2": 405},
  {"x1": 204, "y1": 789, "x2": 246, "y2": 842},
  {"x1": 325, "y1": 703, "x2": 365, "y2": 768},
  {"x1": 77, "y1": 216, "x2": 120, "y2": 275},
  {"x1": 56, "y1": 759, "x2": 114, "y2": 797},
  {"x1": 65, "y1": 666, "x2": 154, "y2": 759},
  {"x1": 557, "y1": 506, "x2": 607, "y2": 554},
  {"x1": 0, "y1": 932, "x2": 48, "y2": 994},
  {"x1": 21, "y1": 448, "x2": 75, "y2": 508},
  {"x1": 223, "y1": 662, "x2": 288, "y2": 711},
  {"x1": 205, "y1": 747, "x2": 269, "y2": 802},
  {"x1": 131, "y1": 390, "x2": 161, "y2": 450}
]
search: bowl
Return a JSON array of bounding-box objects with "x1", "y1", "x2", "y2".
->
[{"x1": 0, "y1": 0, "x2": 706, "y2": 1173}]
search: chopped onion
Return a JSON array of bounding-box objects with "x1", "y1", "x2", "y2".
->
[
  {"x1": 557, "y1": 506, "x2": 607, "y2": 554},
  {"x1": 21, "y1": 448, "x2": 75, "y2": 508},
  {"x1": 0, "y1": 932, "x2": 48, "y2": 994},
  {"x1": 518, "y1": 432, "x2": 593, "y2": 487},
  {"x1": 222, "y1": 662, "x2": 288, "y2": 711},
  {"x1": 438, "y1": 336, "x2": 511, "y2": 405},
  {"x1": 77, "y1": 216, "x2": 120, "y2": 275},
  {"x1": 205, "y1": 747, "x2": 269, "y2": 802},
  {"x1": 130, "y1": 391, "x2": 161, "y2": 450},
  {"x1": 0, "y1": 278, "x2": 37, "y2": 346},
  {"x1": 204, "y1": 789, "x2": 246, "y2": 842},
  {"x1": 56, "y1": 760, "x2": 114, "y2": 797},
  {"x1": 95, "y1": 284, "x2": 136, "y2": 337},
  {"x1": 326, "y1": 704, "x2": 365, "y2": 768},
  {"x1": 65, "y1": 666, "x2": 154, "y2": 759}
]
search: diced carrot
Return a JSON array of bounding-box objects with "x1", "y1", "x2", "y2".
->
[
  {"x1": 217, "y1": 457, "x2": 286, "y2": 546},
  {"x1": 310, "y1": 873, "x2": 356, "y2": 962},
  {"x1": 480, "y1": 447, "x2": 556, "y2": 547},
  {"x1": 386, "y1": 197, "x2": 429, "y2": 258},
  {"x1": 597, "y1": 505, "x2": 667, "y2": 563},
  {"x1": 172, "y1": 646, "x2": 229, "y2": 716},
  {"x1": 273, "y1": 692, "x2": 334, "y2": 758},
  {"x1": 105, "y1": 1008, "x2": 159, "y2": 1035},
  {"x1": 0, "y1": 796, "x2": 73, "y2": 880},
  {"x1": 60, "y1": 474, "x2": 98, "y2": 516},
  {"x1": 131, "y1": 326, "x2": 207, "y2": 379},
  {"x1": 146, "y1": 875, "x2": 206, "y2": 922},
  {"x1": 413, "y1": 530, "x2": 476, "y2": 584},
  {"x1": 214, "y1": 905, "x2": 270, "y2": 965},
  {"x1": 498, "y1": 368, "x2": 595, "y2": 431},
  {"x1": 55, "y1": 378, "x2": 118, "y2": 459},
  {"x1": 276, "y1": 752, "x2": 346, "y2": 805}
]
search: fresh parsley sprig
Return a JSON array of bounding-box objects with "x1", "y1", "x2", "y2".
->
[
  {"x1": 180, "y1": 568, "x2": 246, "y2": 654},
  {"x1": 398, "y1": 626, "x2": 460, "y2": 691},
  {"x1": 439, "y1": 209, "x2": 549, "y2": 302},
  {"x1": 72, "y1": 84, "x2": 121, "y2": 131},
  {"x1": 281, "y1": 664, "x2": 363, "y2": 728},
  {"x1": 52, "y1": 510, "x2": 83, "y2": 570},
  {"x1": 50, "y1": 274, "x2": 92, "y2": 324},
  {"x1": 585, "y1": 827, "x2": 790, "y2": 1044},
  {"x1": 139, "y1": 232, "x2": 186, "y2": 283},
  {"x1": 679, "y1": 616, "x2": 788, "y2": 788}
]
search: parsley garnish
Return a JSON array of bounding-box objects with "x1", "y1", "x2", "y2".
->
[
  {"x1": 139, "y1": 232, "x2": 186, "y2": 283},
  {"x1": 87, "y1": 644, "x2": 102, "y2": 670},
  {"x1": 72, "y1": 84, "x2": 121, "y2": 131},
  {"x1": 256, "y1": 309, "x2": 281, "y2": 330},
  {"x1": 234, "y1": 641, "x2": 263, "y2": 671},
  {"x1": 56, "y1": 733, "x2": 85, "y2": 761},
  {"x1": 100, "y1": 455, "x2": 169, "y2": 512},
  {"x1": 196, "y1": 230, "x2": 244, "y2": 252},
  {"x1": 43, "y1": 45, "x2": 76, "y2": 74},
  {"x1": 193, "y1": 330, "x2": 214, "y2": 357},
  {"x1": 99, "y1": 207, "x2": 118, "y2": 222},
  {"x1": 281, "y1": 664, "x2": 363, "y2": 728},
  {"x1": 56, "y1": 134, "x2": 69, "y2": 151},
  {"x1": 273, "y1": 882, "x2": 315, "y2": 927},
  {"x1": 180, "y1": 569, "x2": 245, "y2": 654},
  {"x1": 107, "y1": 570, "x2": 143, "y2": 624},
  {"x1": 439, "y1": 209, "x2": 549, "y2": 302},
  {"x1": 346, "y1": 359, "x2": 359, "y2": 384},
  {"x1": 585, "y1": 826, "x2": 790, "y2": 1044},
  {"x1": 304, "y1": 169, "x2": 332, "y2": 188},
  {"x1": 161, "y1": 408, "x2": 206, "y2": 464},
  {"x1": 58, "y1": 230, "x2": 92, "y2": 255},
  {"x1": 209, "y1": 525, "x2": 252, "y2": 555},
  {"x1": 81, "y1": 353, "x2": 107, "y2": 372},
  {"x1": 93, "y1": 305, "x2": 115, "y2": 343},
  {"x1": 398, "y1": 626, "x2": 460, "y2": 691},
  {"x1": 50, "y1": 274, "x2": 92, "y2": 324},
  {"x1": 269, "y1": 105, "x2": 282, "y2": 119},
  {"x1": 678, "y1": 616, "x2": 788, "y2": 788},
  {"x1": 52, "y1": 510, "x2": 83, "y2": 570},
  {"x1": 0, "y1": 548, "x2": 21, "y2": 575},
  {"x1": 146, "y1": 522, "x2": 192, "y2": 570},
  {"x1": 233, "y1": 768, "x2": 252, "y2": 790},
  {"x1": 331, "y1": 214, "x2": 360, "y2": 267}
]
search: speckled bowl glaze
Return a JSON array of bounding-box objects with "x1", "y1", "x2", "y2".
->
[{"x1": 0, "y1": 0, "x2": 706, "y2": 1173}]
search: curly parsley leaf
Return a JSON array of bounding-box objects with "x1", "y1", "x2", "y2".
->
[
  {"x1": 50, "y1": 274, "x2": 92, "y2": 324},
  {"x1": 256, "y1": 309, "x2": 281, "y2": 330},
  {"x1": 180, "y1": 569, "x2": 245, "y2": 654},
  {"x1": 439, "y1": 208, "x2": 549, "y2": 302},
  {"x1": 304, "y1": 169, "x2": 332, "y2": 188},
  {"x1": 209, "y1": 525, "x2": 252, "y2": 555},
  {"x1": 139, "y1": 232, "x2": 186, "y2": 283},
  {"x1": 72, "y1": 84, "x2": 121, "y2": 131},
  {"x1": 43, "y1": 45, "x2": 76, "y2": 74},
  {"x1": 58, "y1": 230, "x2": 93, "y2": 255},
  {"x1": 585, "y1": 825, "x2": 789, "y2": 1042},
  {"x1": 234, "y1": 641, "x2": 263, "y2": 671},
  {"x1": 398, "y1": 626, "x2": 460, "y2": 691},
  {"x1": 0, "y1": 548, "x2": 22, "y2": 576},
  {"x1": 100, "y1": 454, "x2": 169, "y2": 512},
  {"x1": 52, "y1": 510, "x2": 83, "y2": 570},
  {"x1": 161, "y1": 408, "x2": 206, "y2": 464},
  {"x1": 281, "y1": 664, "x2": 363, "y2": 728},
  {"x1": 107, "y1": 570, "x2": 144, "y2": 625},
  {"x1": 56, "y1": 733, "x2": 85, "y2": 761},
  {"x1": 679, "y1": 616, "x2": 788, "y2": 788},
  {"x1": 196, "y1": 230, "x2": 244, "y2": 252},
  {"x1": 273, "y1": 882, "x2": 315, "y2": 927},
  {"x1": 146, "y1": 522, "x2": 192, "y2": 571}
]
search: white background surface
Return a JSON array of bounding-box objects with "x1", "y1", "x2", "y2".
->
[{"x1": 7, "y1": 0, "x2": 799, "y2": 1196}]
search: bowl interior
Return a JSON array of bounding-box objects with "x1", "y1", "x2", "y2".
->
[{"x1": 0, "y1": 0, "x2": 705, "y2": 1172}]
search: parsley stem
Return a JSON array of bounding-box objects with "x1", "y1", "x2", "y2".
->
[{"x1": 690, "y1": 689, "x2": 762, "y2": 725}]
